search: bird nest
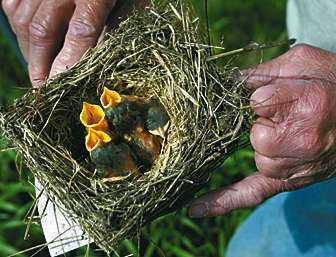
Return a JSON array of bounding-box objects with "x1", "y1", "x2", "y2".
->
[{"x1": 0, "y1": 1, "x2": 250, "y2": 254}]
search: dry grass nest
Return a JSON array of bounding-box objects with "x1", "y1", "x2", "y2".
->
[{"x1": 0, "y1": 1, "x2": 251, "y2": 253}]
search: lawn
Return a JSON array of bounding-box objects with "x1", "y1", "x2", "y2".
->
[{"x1": 0, "y1": 1, "x2": 287, "y2": 256}]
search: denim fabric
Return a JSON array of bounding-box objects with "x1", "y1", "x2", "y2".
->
[{"x1": 227, "y1": 178, "x2": 336, "y2": 257}]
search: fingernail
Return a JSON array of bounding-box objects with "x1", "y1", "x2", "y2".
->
[
  {"x1": 250, "y1": 86, "x2": 276, "y2": 108},
  {"x1": 236, "y1": 74, "x2": 261, "y2": 91},
  {"x1": 49, "y1": 69, "x2": 63, "y2": 78},
  {"x1": 189, "y1": 202, "x2": 209, "y2": 218},
  {"x1": 31, "y1": 79, "x2": 43, "y2": 88}
]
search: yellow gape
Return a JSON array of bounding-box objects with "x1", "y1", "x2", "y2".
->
[
  {"x1": 85, "y1": 128, "x2": 112, "y2": 152},
  {"x1": 80, "y1": 102, "x2": 109, "y2": 132},
  {"x1": 100, "y1": 87, "x2": 122, "y2": 109}
]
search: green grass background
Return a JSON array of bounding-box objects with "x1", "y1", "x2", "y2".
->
[{"x1": 0, "y1": 0, "x2": 287, "y2": 256}]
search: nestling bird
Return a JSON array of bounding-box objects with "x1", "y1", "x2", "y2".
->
[
  {"x1": 100, "y1": 87, "x2": 170, "y2": 139},
  {"x1": 86, "y1": 128, "x2": 140, "y2": 180},
  {"x1": 98, "y1": 87, "x2": 170, "y2": 171},
  {"x1": 100, "y1": 87, "x2": 147, "y2": 134},
  {"x1": 91, "y1": 142, "x2": 140, "y2": 181},
  {"x1": 80, "y1": 102, "x2": 109, "y2": 132},
  {"x1": 145, "y1": 100, "x2": 170, "y2": 139},
  {"x1": 124, "y1": 125, "x2": 162, "y2": 170}
]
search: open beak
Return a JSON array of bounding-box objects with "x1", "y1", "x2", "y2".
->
[
  {"x1": 85, "y1": 128, "x2": 112, "y2": 152},
  {"x1": 80, "y1": 102, "x2": 109, "y2": 131},
  {"x1": 100, "y1": 87, "x2": 122, "y2": 109}
]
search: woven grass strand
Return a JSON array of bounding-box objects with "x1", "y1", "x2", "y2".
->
[{"x1": 0, "y1": 1, "x2": 250, "y2": 253}]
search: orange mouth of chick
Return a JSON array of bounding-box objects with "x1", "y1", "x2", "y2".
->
[
  {"x1": 80, "y1": 102, "x2": 109, "y2": 132},
  {"x1": 100, "y1": 87, "x2": 122, "y2": 109},
  {"x1": 85, "y1": 128, "x2": 112, "y2": 152}
]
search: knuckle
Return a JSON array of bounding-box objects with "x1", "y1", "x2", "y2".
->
[
  {"x1": 290, "y1": 44, "x2": 329, "y2": 65},
  {"x1": 12, "y1": 15, "x2": 29, "y2": 35},
  {"x1": 68, "y1": 0, "x2": 115, "y2": 43},
  {"x1": 29, "y1": 18, "x2": 53, "y2": 44},
  {"x1": 245, "y1": 176, "x2": 270, "y2": 205},
  {"x1": 2, "y1": 0, "x2": 16, "y2": 14},
  {"x1": 2, "y1": 0, "x2": 10, "y2": 13},
  {"x1": 88, "y1": 0, "x2": 116, "y2": 12},
  {"x1": 253, "y1": 175, "x2": 281, "y2": 199},
  {"x1": 68, "y1": 18, "x2": 98, "y2": 43},
  {"x1": 291, "y1": 44, "x2": 315, "y2": 57}
]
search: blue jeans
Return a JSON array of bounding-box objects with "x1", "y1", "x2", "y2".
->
[{"x1": 227, "y1": 178, "x2": 336, "y2": 257}]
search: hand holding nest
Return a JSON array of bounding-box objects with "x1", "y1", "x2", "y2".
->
[
  {"x1": 190, "y1": 44, "x2": 336, "y2": 218},
  {"x1": 2, "y1": 0, "x2": 148, "y2": 87}
]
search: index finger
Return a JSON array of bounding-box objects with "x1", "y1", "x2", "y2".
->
[
  {"x1": 250, "y1": 82, "x2": 304, "y2": 120},
  {"x1": 242, "y1": 44, "x2": 333, "y2": 90},
  {"x1": 49, "y1": 0, "x2": 116, "y2": 77},
  {"x1": 28, "y1": 0, "x2": 75, "y2": 87}
]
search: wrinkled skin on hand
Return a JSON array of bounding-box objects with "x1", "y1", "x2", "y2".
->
[
  {"x1": 189, "y1": 44, "x2": 336, "y2": 218},
  {"x1": 2, "y1": 0, "x2": 148, "y2": 87}
]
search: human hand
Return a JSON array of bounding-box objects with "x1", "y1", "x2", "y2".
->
[
  {"x1": 2, "y1": 0, "x2": 148, "y2": 87},
  {"x1": 189, "y1": 44, "x2": 336, "y2": 218}
]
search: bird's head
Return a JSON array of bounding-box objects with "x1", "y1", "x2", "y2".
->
[
  {"x1": 100, "y1": 87, "x2": 122, "y2": 109},
  {"x1": 80, "y1": 102, "x2": 109, "y2": 131},
  {"x1": 146, "y1": 103, "x2": 170, "y2": 139},
  {"x1": 85, "y1": 128, "x2": 112, "y2": 152}
]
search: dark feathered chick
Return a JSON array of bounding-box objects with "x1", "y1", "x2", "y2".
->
[
  {"x1": 86, "y1": 128, "x2": 140, "y2": 181},
  {"x1": 145, "y1": 101, "x2": 170, "y2": 139},
  {"x1": 100, "y1": 87, "x2": 147, "y2": 134},
  {"x1": 108, "y1": 100, "x2": 146, "y2": 134},
  {"x1": 124, "y1": 125, "x2": 162, "y2": 170},
  {"x1": 100, "y1": 87, "x2": 166, "y2": 170},
  {"x1": 91, "y1": 142, "x2": 140, "y2": 181}
]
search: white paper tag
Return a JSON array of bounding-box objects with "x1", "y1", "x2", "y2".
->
[{"x1": 35, "y1": 179, "x2": 91, "y2": 257}]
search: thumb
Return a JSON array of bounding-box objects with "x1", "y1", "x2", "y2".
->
[{"x1": 188, "y1": 173, "x2": 294, "y2": 218}]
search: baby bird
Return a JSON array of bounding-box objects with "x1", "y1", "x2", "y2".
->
[
  {"x1": 124, "y1": 126, "x2": 162, "y2": 170},
  {"x1": 91, "y1": 142, "x2": 140, "y2": 181},
  {"x1": 100, "y1": 87, "x2": 167, "y2": 170},
  {"x1": 100, "y1": 87, "x2": 147, "y2": 134},
  {"x1": 145, "y1": 101, "x2": 170, "y2": 139},
  {"x1": 86, "y1": 128, "x2": 140, "y2": 181}
]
